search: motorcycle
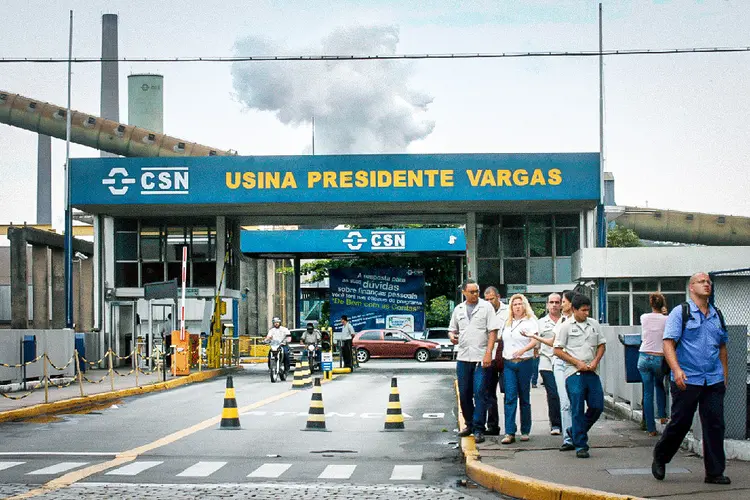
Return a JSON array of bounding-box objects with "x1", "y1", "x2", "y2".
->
[
  {"x1": 305, "y1": 343, "x2": 319, "y2": 372},
  {"x1": 267, "y1": 339, "x2": 288, "y2": 383}
]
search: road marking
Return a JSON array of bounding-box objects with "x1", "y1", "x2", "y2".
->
[
  {"x1": 248, "y1": 463, "x2": 292, "y2": 478},
  {"x1": 0, "y1": 461, "x2": 25, "y2": 472},
  {"x1": 318, "y1": 464, "x2": 356, "y2": 479},
  {"x1": 106, "y1": 461, "x2": 163, "y2": 476},
  {"x1": 606, "y1": 466, "x2": 690, "y2": 475},
  {"x1": 422, "y1": 413, "x2": 445, "y2": 419},
  {"x1": 0, "y1": 452, "x2": 116, "y2": 457},
  {"x1": 390, "y1": 464, "x2": 423, "y2": 480},
  {"x1": 177, "y1": 461, "x2": 227, "y2": 477},
  {"x1": 27, "y1": 462, "x2": 89, "y2": 475}
]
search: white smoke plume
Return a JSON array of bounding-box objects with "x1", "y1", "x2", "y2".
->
[{"x1": 231, "y1": 26, "x2": 435, "y2": 153}]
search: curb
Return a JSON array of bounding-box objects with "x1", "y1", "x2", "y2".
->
[
  {"x1": 454, "y1": 380, "x2": 644, "y2": 500},
  {"x1": 0, "y1": 367, "x2": 238, "y2": 424}
]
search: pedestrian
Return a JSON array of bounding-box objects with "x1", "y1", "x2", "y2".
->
[
  {"x1": 553, "y1": 294, "x2": 606, "y2": 458},
  {"x1": 449, "y1": 280, "x2": 503, "y2": 444},
  {"x1": 553, "y1": 290, "x2": 577, "y2": 451},
  {"x1": 336, "y1": 315, "x2": 356, "y2": 369},
  {"x1": 483, "y1": 286, "x2": 509, "y2": 436},
  {"x1": 500, "y1": 294, "x2": 538, "y2": 444},
  {"x1": 638, "y1": 292, "x2": 669, "y2": 437},
  {"x1": 524, "y1": 293, "x2": 563, "y2": 435},
  {"x1": 652, "y1": 273, "x2": 730, "y2": 485},
  {"x1": 531, "y1": 348, "x2": 541, "y2": 388},
  {"x1": 160, "y1": 313, "x2": 173, "y2": 371}
]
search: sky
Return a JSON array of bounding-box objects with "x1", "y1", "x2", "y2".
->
[{"x1": 1, "y1": 0, "x2": 749, "y2": 230}]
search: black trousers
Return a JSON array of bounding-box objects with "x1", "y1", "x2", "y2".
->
[
  {"x1": 341, "y1": 339, "x2": 353, "y2": 368},
  {"x1": 653, "y1": 381, "x2": 726, "y2": 477},
  {"x1": 485, "y1": 366, "x2": 502, "y2": 431}
]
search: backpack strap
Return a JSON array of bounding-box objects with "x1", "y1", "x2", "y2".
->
[
  {"x1": 715, "y1": 307, "x2": 727, "y2": 332},
  {"x1": 681, "y1": 301, "x2": 727, "y2": 332}
]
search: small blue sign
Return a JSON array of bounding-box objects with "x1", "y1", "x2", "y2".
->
[{"x1": 240, "y1": 228, "x2": 465, "y2": 255}]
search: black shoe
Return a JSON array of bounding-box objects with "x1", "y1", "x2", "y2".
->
[
  {"x1": 559, "y1": 443, "x2": 575, "y2": 452},
  {"x1": 457, "y1": 428, "x2": 473, "y2": 438},
  {"x1": 704, "y1": 475, "x2": 731, "y2": 485},
  {"x1": 485, "y1": 428, "x2": 501, "y2": 436},
  {"x1": 473, "y1": 432, "x2": 485, "y2": 444},
  {"x1": 532, "y1": 384, "x2": 538, "y2": 388},
  {"x1": 652, "y1": 460, "x2": 665, "y2": 481},
  {"x1": 576, "y1": 449, "x2": 590, "y2": 458}
]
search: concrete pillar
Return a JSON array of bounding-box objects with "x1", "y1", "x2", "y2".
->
[
  {"x1": 36, "y1": 134, "x2": 52, "y2": 225},
  {"x1": 466, "y1": 212, "x2": 477, "y2": 281},
  {"x1": 257, "y1": 259, "x2": 269, "y2": 332},
  {"x1": 9, "y1": 229, "x2": 29, "y2": 329},
  {"x1": 79, "y1": 258, "x2": 94, "y2": 333},
  {"x1": 285, "y1": 258, "x2": 295, "y2": 328},
  {"x1": 294, "y1": 258, "x2": 301, "y2": 328},
  {"x1": 100, "y1": 14, "x2": 119, "y2": 152},
  {"x1": 245, "y1": 258, "x2": 259, "y2": 336},
  {"x1": 32, "y1": 245, "x2": 49, "y2": 329},
  {"x1": 51, "y1": 248, "x2": 65, "y2": 328}
]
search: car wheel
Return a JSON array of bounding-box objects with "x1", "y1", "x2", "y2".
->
[
  {"x1": 356, "y1": 348, "x2": 370, "y2": 363},
  {"x1": 415, "y1": 348, "x2": 430, "y2": 362}
]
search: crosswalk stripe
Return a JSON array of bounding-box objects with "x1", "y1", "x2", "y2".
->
[
  {"x1": 247, "y1": 463, "x2": 292, "y2": 478},
  {"x1": 0, "y1": 462, "x2": 25, "y2": 472},
  {"x1": 106, "y1": 461, "x2": 164, "y2": 476},
  {"x1": 176, "y1": 461, "x2": 227, "y2": 477},
  {"x1": 318, "y1": 464, "x2": 357, "y2": 479},
  {"x1": 26, "y1": 462, "x2": 89, "y2": 475},
  {"x1": 390, "y1": 464, "x2": 423, "y2": 480}
]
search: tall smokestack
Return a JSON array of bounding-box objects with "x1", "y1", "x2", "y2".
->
[
  {"x1": 36, "y1": 134, "x2": 51, "y2": 224},
  {"x1": 100, "y1": 14, "x2": 119, "y2": 157}
]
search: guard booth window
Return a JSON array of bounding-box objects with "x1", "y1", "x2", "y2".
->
[{"x1": 606, "y1": 278, "x2": 687, "y2": 326}]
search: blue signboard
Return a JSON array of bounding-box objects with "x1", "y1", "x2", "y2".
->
[
  {"x1": 70, "y1": 153, "x2": 600, "y2": 207},
  {"x1": 240, "y1": 228, "x2": 465, "y2": 254},
  {"x1": 329, "y1": 268, "x2": 425, "y2": 334}
]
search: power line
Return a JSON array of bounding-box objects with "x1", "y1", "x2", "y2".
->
[{"x1": 1, "y1": 46, "x2": 749, "y2": 63}]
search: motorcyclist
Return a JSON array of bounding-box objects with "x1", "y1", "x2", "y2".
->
[
  {"x1": 301, "y1": 322, "x2": 322, "y2": 367},
  {"x1": 265, "y1": 317, "x2": 290, "y2": 374}
]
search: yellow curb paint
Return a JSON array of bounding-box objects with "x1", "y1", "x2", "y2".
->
[{"x1": 454, "y1": 380, "x2": 643, "y2": 500}]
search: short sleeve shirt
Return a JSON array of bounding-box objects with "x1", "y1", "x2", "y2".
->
[
  {"x1": 501, "y1": 317, "x2": 539, "y2": 360},
  {"x1": 553, "y1": 318, "x2": 606, "y2": 378},
  {"x1": 537, "y1": 314, "x2": 559, "y2": 371},
  {"x1": 449, "y1": 299, "x2": 503, "y2": 362},
  {"x1": 267, "y1": 326, "x2": 290, "y2": 343},
  {"x1": 334, "y1": 323, "x2": 355, "y2": 342}
]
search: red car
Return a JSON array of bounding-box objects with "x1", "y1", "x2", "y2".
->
[{"x1": 353, "y1": 329, "x2": 442, "y2": 363}]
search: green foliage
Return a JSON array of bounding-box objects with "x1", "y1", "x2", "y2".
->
[
  {"x1": 426, "y1": 295, "x2": 452, "y2": 328},
  {"x1": 607, "y1": 224, "x2": 642, "y2": 248}
]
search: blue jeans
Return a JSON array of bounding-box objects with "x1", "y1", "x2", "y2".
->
[
  {"x1": 554, "y1": 358, "x2": 573, "y2": 445},
  {"x1": 565, "y1": 372, "x2": 604, "y2": 451},
  {"x1": 457, "y1": 361, "x2": 489, "y2": 432},
  {"x1": 503, "y1": 358, "x2": 533, "y2": 435},
  {"x1": 637, "y1": 353, "x2": 667, "y2": 433}
]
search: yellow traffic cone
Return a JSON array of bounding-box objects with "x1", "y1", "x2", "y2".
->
[
  {"x1": 384, "y1": 377, "x2": 405, "y2": 431},
  {"x1": 219, "y1": 375, "x2": 241, "y2": 430},
  {"x1": 302, "y1": 377, "x2": 328, "y2": 431},
  {"x1": 300, "y1": 350, "x2": 313, "y2": 389},
  {"x1": 291, "y1": 353, "x2": 308, "y2": 390}
]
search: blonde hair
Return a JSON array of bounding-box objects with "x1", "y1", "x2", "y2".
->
[{"x1": 506, "y1": 293, "x2": 536, "y2": 326}]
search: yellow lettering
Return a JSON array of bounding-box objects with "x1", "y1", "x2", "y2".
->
[
  {"x1": 466, "y1": 170, "x2": 482, "y2": 186},
  {"x1": 407, "y1": 170, "x2": 423, "y2": 187},
  {"x1": 355, "y1": 170, "x2": 368, "y2": 188},
  {"x1": 340, "y1": 171, "x2": 353, "y2": 188},
  {"x1": 377, "y1": 171, "x2": 392, "y2": 187},
  {"x1": 323, "y1": 171, "x2": 338, "y2": 188},
  {"x1": 281, "y1": 172, "x2": 297, "y2": 189},
  {"x1": 393, "y1": 170, "x2": 406, "y2": 187},
  {"x1": 496, "y1": 170, "x2": 511, "y2": 186},
  {"x1": 424, "y1": 170, "x2": 439, "y2": 187},
  {"x1": 308, "y1": 171, "x2": 322, "y2": 188},
  {"x1": 480, "y1": 169, "x2": 495, "y2": 187},
  {"x1": 243, "y1": 171, "x2": 256, "y2": 189},
  {"x1": 530, "y1": 169, "x2": 546, "y2": 186},
  {"x1": 226, "y1": 172, "x2": 240, "y2": 189},
  {"x1": 548, "y1": 168, "x2": 562, "y2": 185},
  {"x1": 440, "y1": 170, "x2": 454, "y2": 187},
  {"x1": 266, "y1": 172, "x2": 280, "y2": 189},
  {"x1": 512, "y1": 169, "x2": 529, "y2": 186}
]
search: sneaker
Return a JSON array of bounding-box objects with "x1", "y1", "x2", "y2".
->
[
  {"x1": 485, "y1": 428, "x2": 501, "y2": 436},
  {"x1": 457, "y1": 428, "x2": 473, "y2": 438},
  {"x1": 520, "y1": 434, "x2": 530, "y2": 441},
  {"x1": 576, "y1": 449, "x2": 590, "y2": 459},
  {"x1": 550, "y1": 428, "x2": 561, "y2": 436},
  {"x1": 501, "y1": 434, "x2": 515, "y2": 444},
  {"x1": 473, "y1": 432, "x2": 485, "y2": 444},
  {"x1": 559, "y1": 443, "x2": 575, "y2": 452},
  {"x1": 704, "y1": 475, "x2": 731, "y2": 485}
]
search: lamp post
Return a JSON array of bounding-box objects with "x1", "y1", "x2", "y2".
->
[{"x1": 64, "y1": 10, "x2": 74, "y2": 329}]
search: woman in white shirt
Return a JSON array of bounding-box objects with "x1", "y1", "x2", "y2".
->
[
  {"x1": 500, "y1": 294, "x2": 539, "y2": 444},
  {"x1": 638, "y1": 292, "x2": 669, "y2": 436}
]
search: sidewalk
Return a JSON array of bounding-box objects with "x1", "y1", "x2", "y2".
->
[{"x1": 460, "y1": 383, "x2": 750, "y2": 500}]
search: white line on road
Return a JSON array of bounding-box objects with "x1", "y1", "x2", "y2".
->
[
  {"x1": 318, "y1": 464, "x2": 357, "y2": 479},
  {"x1": 106, "y1": 461, "x2": 164, "y2": 476},
  {"x1": 247, "y1": 463, "x2": 292, "y2": 478},
  {"x1": 390, "y1": 464, "x2": 423, "y2": 480},
  {"x1": 0, "y1": 452, "x2": 116, "y2": 456},
  {"x1": 0, "y1": 462, "x2": 25, "y2": 472},
  {"x1": 27, "y1": 462, "x2": 89, "y2": 475},
  {"x1": 176, "y1": 461, "x2": 227, "y2": 477}
]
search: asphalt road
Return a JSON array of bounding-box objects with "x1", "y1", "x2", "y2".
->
[{"x1": 0, "y1": 359, "x2": 509, "y2": 499}]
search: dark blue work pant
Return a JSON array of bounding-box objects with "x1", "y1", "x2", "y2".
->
[
  {"x1": 566, "y1": 371, "x2": 604, "y2": 451},
  {"x1": 457, "y1": 360, "x2": 489, "y2": 432}
]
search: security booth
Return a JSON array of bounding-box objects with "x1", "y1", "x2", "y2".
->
[{"x1": 69, "y1": 152, "x2": 602, "y2": 357}]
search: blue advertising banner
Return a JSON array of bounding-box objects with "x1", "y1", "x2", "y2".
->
[
  {"x1": 70, "y1": 153, "x2": 600, "y2": 207},
  {"x1": 240, "y1": 228, "x2": 465, "y2": 254},
  {"x1": 329, "y1": 268, "x2": 425, "y2": 334}
]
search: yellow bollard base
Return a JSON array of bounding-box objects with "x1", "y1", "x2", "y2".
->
[{"x1": 332, "y1": 367, "x2": 351, "y2": 374}]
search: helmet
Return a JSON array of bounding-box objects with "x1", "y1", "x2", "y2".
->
[{"x1": 272, "y1": 317, "x2": 281, "y2": 324}]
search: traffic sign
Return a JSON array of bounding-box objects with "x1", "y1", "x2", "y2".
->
[{"x1": 321, "y1": 352, "x2": 333, "y2": 372}]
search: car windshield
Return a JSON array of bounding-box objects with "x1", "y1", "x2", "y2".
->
[{"x1": 428, "y1": 329, "x2": 450, "y2": 339}]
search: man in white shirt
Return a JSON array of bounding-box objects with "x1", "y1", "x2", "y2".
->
[
  {"x1": 534, "y1": 293, "x2": 563, "y2": 435},
  {"x1": 553, "y1": 294, "x2": 606, "y2": 459},
  {"x1": 449, "y1": 280, "x2": 504, "y2": 443},
  {"x1": 334, "y1": 315, "x2": 356, "y2": 368},
  {"x1": 483, "y1": 286, "x2": 508, "y2": 436},
  {"x1": 266, "y1": 317, "x2": 291, "y2": 373}
]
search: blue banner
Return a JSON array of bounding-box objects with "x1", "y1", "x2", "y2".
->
[
  {"x1": 329, "y1": 268, "x2": 425, "y2": 334},
  {"x1": 70, "y1": 153, "x2": 600, "y2": 207},
  {"x1": 241, "y1": 228, "x2": 465, "y2": 255}
]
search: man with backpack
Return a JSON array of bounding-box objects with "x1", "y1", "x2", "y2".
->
[{"x1": 652, "y1": 272, "x2": 730, "y2": 485}]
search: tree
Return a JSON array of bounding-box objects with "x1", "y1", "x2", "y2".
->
[
  {"x1": 426, "y1": 295, "x2": 452, "y2": 328},
  {"x1": 607, "y1": 224, "x2": 642, "y2": 248}
]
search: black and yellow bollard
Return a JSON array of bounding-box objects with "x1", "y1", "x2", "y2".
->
[
  {"x1": 291, "y1": 353, "x2": 308, "y2": 390},
  {"x1": 219, "y1": 375, "x2": 241, "y2": 430},
  {"x1": 299, "y1": 350, "x2": 313, "y2": 389},
  {"x1": 384, "y1": 377, "x2": 405, "y2": 431},
  {"x1": 302, "y1": 377, "x2": 328, "y2": 431}
]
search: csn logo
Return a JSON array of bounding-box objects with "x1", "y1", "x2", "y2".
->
[
  {"x1": 342, "y1": 230, "x2": 406, "y2": 251},
  {"x1": 101, "y1": 167, "x2": 189, "y2": 196}
]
